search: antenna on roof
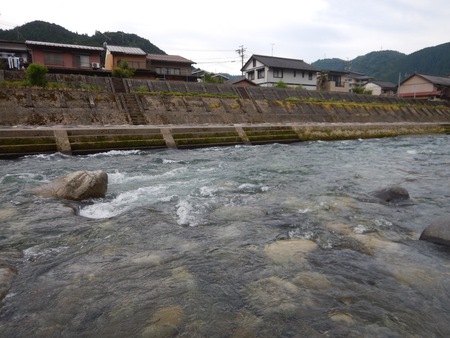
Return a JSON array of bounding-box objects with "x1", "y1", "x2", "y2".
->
[{"x1": 271, "y1": 43, "x2": 275, "y2": 56}]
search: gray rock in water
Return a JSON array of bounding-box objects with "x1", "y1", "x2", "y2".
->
[
  {"x1": 0, "y1": 267, "x2": 17, "y2": 301},
  {"x1": 420, "y1": 216, "x2": 450, "y2": 247},
  {"x1": 370, "y1": 185, "x2": 410, "y2": 203},
  {"x1": 35, "y1": 170, "x2": 108, "y2": 201}
]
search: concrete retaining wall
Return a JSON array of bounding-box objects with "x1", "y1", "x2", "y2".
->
[
  {"x1": 1, "y1": 123, "x2": 448, "y2": 158},
  {"x1": 1, "y1": 81, "x2": 450, "y2": 157}
]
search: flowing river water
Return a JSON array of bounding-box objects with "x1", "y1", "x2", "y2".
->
[{"x1": 0, "y1": 135, "x2": 449, "y2": 337}]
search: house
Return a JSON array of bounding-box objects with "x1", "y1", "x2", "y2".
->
[
  {"x1": 318, "y1": 70, "x2": 350, "y2": 92},
  {"x1": 0, "y1": 40, "x2": 29, "y2": 70},
  {"x1": 191, "y1": 69, "x2": 230, "y2": 83},
  {"x1": 26, "y1": 40, "x2": 104, "y2": 73},
  {"x1": 363, "y1": 80, "x2": 397, "y2": 96},
  {"x1": 241, "y1": 54, "x2": 319, "y2": 89},
  {"x1": 347, "y1": 71, "x2": 372, "y2": 91},
  {"x1": 224, "y1": 76, "x2": 256, "y2": 86},
  {"x1": 147, "y1": 54, "x2": 196, "y2": 81},
  {"x1": 398, "y1": 73, "x2": 450, "y2": 100},
  {"x1": 103, "y1": 44, "x2": 149, "y2": 74},
  {"x1": 0, "y1": 38, "x2": 198, "y2": 82}
]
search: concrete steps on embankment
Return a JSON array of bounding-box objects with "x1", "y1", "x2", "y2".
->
[
  {"x1": 0, "y1": 129, "x2": 58, "y2": 157},
  {"x1": 120, "y1": 94, "x2": 147, "y2": 125}
]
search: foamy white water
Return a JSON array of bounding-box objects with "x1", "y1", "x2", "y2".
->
[{"x1": 1, "y1": 136, "x2": 450, "y2": 337}]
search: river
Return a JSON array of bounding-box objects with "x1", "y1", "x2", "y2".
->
[{"x1": 0, "y1": 135, "x2": 449, "y2": 337}]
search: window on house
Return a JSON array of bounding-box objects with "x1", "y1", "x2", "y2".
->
[
  {"x1": 127, "y1": 61, "x2": 143, "y2": 69},
  {"x1": 155, "y1": 67, "x2": 181, "y2": 75},
  {"x1": 257, "y1": 69, "x2": 265, "y2": 79},
  {"x1": 302, "y1": 71, "x2": 305, "y2": 78},
  {"x1": 294, "y1": 71, "x2": 297, "y2": 77},
  {"x1": 308, "y1": 72, "x2": 313, "y2": 80},
  {"x1": 44, "y1": 52, "x2": 64, "y2": 66},
  {"x1": 273, "y1": 68, "x2": 283, "y2": 78},
  {"x1": 73, "y1": 55, "x2": 90, "y2": 68},
  {"x1": 247, "y1": 71, "x2": 255, "y2": 80}
]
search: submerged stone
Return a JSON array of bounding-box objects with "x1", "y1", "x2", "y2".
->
[
  {"x1": 34, "y1": 170, "x2": 108, "y2": 201},
  {"x1": 264, "y1": 239, "x2": 318, "y2": 264},
  {"x1": 141, "y1": 305, "x2": 184, "y2": 337},
  {"x1": 370, "y1": 185, "x2": 410, "y2": 203},
  {"x1": 0, "y1": 267, "x2": 17, "y2": 301},
  {"x1": 419, "y1": 215, "x2": 450, "y2": 247}
]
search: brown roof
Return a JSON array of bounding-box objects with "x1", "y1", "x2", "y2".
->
[
  {"x1": 106, "y1": 45, "x2": 147, "y2": 55},
  {"x1": 402, "y1": 73, "x2": 450, "y2": 87},
  {"x1": 147, "y1": 53, "x2": 195, "y2": 64},
  {"x1": 26, "y1": 40, "x2": 104, "y2": 51}
]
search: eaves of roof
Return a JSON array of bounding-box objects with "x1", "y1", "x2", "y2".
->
[
  {"x1": 402, "y1": 73, "x2": 450, "y2": 87},
  {"x1": 399, "y1": 90, "x2": 441, "y2": 97},
  {"x1": 147, "y1": 53, "x2": 195, "y2": 64},
  {"x1": 369, "y1": 80, "x2": 397, "y2": 89},
  {"x1": 106, "y1": 45, "x2": 146, "y2": 55},
  {"x1": 26, "y1": 40, "x2": 104, "y2": 51},
  {"x1": 242, "y1": 54, "x2": 319, "y2": 72},
  {"x1": 419, "y1": 73, "x2": 450, "y2": 86}
]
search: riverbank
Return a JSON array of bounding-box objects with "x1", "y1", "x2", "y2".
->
[
  {"x1": 1, "y1": 80, "x2": 450, "y2": 157},
  {"x1": 1, "y1": 122, "x2": 449, "y2": 158}
]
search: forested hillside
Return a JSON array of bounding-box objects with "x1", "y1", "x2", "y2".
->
[
  {"x1": 0, "y1": 20, "x2": 165, "y2": 54},
  {"x1": 312, "y1": 43, "x2": 450, "y2": 83}
]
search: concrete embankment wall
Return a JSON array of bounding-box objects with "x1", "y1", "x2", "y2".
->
[{"x1": 1, "y1": 79, "x2": 450, "y2": 157}]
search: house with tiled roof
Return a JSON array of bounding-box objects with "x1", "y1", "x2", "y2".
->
[
  {"x1": 224, "y1": 76, "x2": 256, "y2": 87},
  {"x1": 0, "y1": 40, "x2": 29, "y2": 70},
  {"x1": 398, "y1": 73, "x2": 450, "y2": 100},
  {"x1": 26, "y1": 40, "x2": 104, "y2": 73},
  {"x1": 363, "y1": 80, "x2": 397, "y2": 96},
  {"x1": 104, "y1": 44, "x2": 148, "y2": 71},
  {"x1": 241, "y1": 54, "x2": 319, "y2": 89},
  {"x1": 146, "y1": 54, "x2": 196, "y2": 81},
  {"x1": 346, "y1": 71, "x2": 372, "y2": 91},
  {"x1": 0, "y1": 38, "x2": 198, "y2": 82}
]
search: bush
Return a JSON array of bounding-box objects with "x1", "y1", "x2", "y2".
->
[
  {"x1": 275, "y1": 81, "x2": 288, "y2": 88},
  {"x1": 352, "y1": 86, "x2": 372, "y2": 95},
  {"x1": 112, "y1": 60, "x2": 135, "y2": 78},
  {"x1": 26, "y1": 63, "x2": 48, "y2": 87}
]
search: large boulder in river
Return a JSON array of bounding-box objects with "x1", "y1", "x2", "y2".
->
[
  {"x1": 35, "y1": 170, "x2": 108, "y2": 201},
  {"x1": 419, "y1": 216, "x2": 450, "y2": 247},
  {"x1": 370, "y1": 185, "x2": 410, "y2": 203}
]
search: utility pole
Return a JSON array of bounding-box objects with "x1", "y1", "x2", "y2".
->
[{"x1": 236, "y1": 45, "x2": 246, "y2": 75}]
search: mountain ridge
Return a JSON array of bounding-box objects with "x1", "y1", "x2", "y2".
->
[
  {"x1": 0, "y1": 20, "x2": 165, "y2": 54},
  {"x1": 312, "y1": 43, "x2": 450, "y2": 83}
]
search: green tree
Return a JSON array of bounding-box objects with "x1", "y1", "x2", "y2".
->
[
  {"x1": 201, "y1": 72, "x2": 223, "y2": 84},
  {"x1": 112, "y1": 60, "x2": 135, "y2": 78},
  {"x1": 317, "y1": 73, "x2": 328, "y2": 91},
  {"x1": 26, "y1": 63, "x2": 48, "y2": 87}
]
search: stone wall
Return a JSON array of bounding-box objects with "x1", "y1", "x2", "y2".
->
[
  {"x1": 1, "y1": 86, "x2": 449, "y2": 127},
  {"x1": 1, "y1": 73, "x2": 450, "y2": 157}
]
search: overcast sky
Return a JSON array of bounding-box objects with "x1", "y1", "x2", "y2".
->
[{"x1": 1, "y1": 0, "x2": 449, "y2": 74}]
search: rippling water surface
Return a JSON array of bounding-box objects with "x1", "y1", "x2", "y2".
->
[{"x1": 1, "y1": 135, "x2": 449, "y2": 337}]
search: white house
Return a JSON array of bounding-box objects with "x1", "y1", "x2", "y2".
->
[
  {"x1": 363, "y1": 80, "x2": 397, "y2": 96},
  {"x1": 241, "y1": 54, "x2": 319, "y2": 90}
]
